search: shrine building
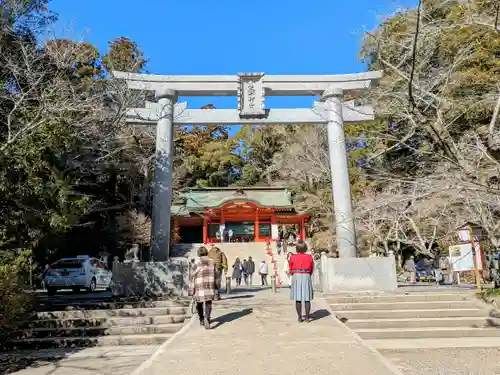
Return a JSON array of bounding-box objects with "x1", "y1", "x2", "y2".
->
[{"x1": 171, "y1": 187, "x2": 311, "y2": 244}]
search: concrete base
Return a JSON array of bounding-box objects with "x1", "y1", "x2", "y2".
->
[
  {"x1": 316, "y1": 254, "x2": 397, "y2": 292},
  {"x1": 111, "y1": 260, "x2": 190, "y2": 297}
]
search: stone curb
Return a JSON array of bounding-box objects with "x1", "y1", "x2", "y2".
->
[
  {"x1": 318, "y1": 296, "x2": 405, "y2": 375},
  {"x1": 129, "y1": 312, "x2": 196, "y2": 375}
]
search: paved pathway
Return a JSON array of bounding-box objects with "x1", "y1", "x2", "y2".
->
[
  {"x1": 3, "y1": 345, "x2": 156, "y2": 375},
  {"x1": 384, "y1": 348, "x2": 500, "y2": 375},
  {"x1": 135, "y1": 288, "x2": 402, "y2": 375}
]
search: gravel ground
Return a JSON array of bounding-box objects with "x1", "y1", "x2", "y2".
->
[{"x1": 382, "y1": 348, "x2": 500, "y2": 375}]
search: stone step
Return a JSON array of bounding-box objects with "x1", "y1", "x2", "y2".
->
[
  {"x1": 336, "y1": 308, "x2": 487, "y2": 320},
  {"x1": 27, "y1": 314, "x2": 188, "y2": 329},
  {"x1": 367, "y1": 337, "x2": 500, "y2": 350},
  {"x1": 330, "y1": 300, "x2": 476, "y2": 311},
  {"x1": 36, "y1": 306, "x2": 188, "y2": 320},
  {"x1": 37, "y1": 299, "x2": 190, "y2": 312},
  {"x1": 325, "y1": 293, "x2": 472, "y2": 304},
  {"x1": 17, "y1": 323, "x2": 183, "y2": 339},
  {"x1": 7, "y1": 333, "x2": 172, "y2": 349},
  {"x1": 354, "y1": 326, "x2": 500, "y2": 340},
  {"x1": 346, "y1": 317, "x2": 498, "y2": 329},
  {"x1": 0, "y1": 345, "x2": 158, "y2": 361}
]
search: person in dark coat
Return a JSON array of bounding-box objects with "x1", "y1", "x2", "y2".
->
[
  {"x1": 242, "y1": 259, "x2": 249, "y2": 285},
  {"x1": 247, "y1": 256, "x2": 255, "y2": 286},
  {"x1": 232, "y1": 257, "x2": 243, "y2": 286}
]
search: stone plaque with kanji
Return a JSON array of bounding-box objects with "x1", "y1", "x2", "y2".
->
[{"x1": 237, "y1": 73, "x2": 265, "y2": 117}]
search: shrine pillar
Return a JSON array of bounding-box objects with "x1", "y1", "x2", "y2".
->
[
  {"x1": 203, "y1": 215, "x2": 208, "y2": 244},
  {"x1": 255, "y1": 210, "x2": 260, "y2": 242},
  {"x1": 300, "y1": 216, "x2": 306, "y2": 240},
  {"x1": 323, "y1": 88, "x2": 357, "y2": 258},
  {"x1": 150, "y1": 89, "x2": 177, "y2": 261}
]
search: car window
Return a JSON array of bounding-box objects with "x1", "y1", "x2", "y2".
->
[{"x1": 51, "y1": 259, "x2": 85, "y2": 269}]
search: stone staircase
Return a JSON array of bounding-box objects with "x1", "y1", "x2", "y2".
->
[
  {"x1": 218, "y1": 242, "x2": 267, "y2": 266},
  {"x1": 171, "y1": 242, "x2": 280, "y2": 287},
  {"x1": 3, "y1": 296, "x2": 191, "y2": 355},
  {"x1": 327, "y1": 290, "x2": 500, "y2": 350},
  {"x1": 172, "y1": 242, "x2": 272, "y2": 267}
]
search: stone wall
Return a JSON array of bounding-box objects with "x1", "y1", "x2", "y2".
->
[
  {"x1": 316, "y1": 254, "x2": 397, "y2": 292},
  {"x1": 111, "y1": 259, "x2": 190, "y2": 297}
]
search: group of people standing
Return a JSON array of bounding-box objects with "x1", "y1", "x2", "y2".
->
[
  {"x1": 189, "y1": 240, "x2": 315, "y2": 329},
  {"x1": 230, "y1": 257, "x2": 254, "y2": 286},
  {"x1": 231, "y1": 257, "x2": 271, "y2": 287},
  {"x1": 216, "y1": 227, "x2": 234, "y2": 243}
]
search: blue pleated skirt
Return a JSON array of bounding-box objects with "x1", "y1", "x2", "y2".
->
[{"x1": 290, "y1": 273, "x2": 313, "y2": 302}]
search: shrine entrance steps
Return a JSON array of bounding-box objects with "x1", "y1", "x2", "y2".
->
[
  {"x1": 171, "y1": 242, "x2": 269, "y2": 267},
  {"x1": 328, "y1": 290, "x2": 500, "y2": 348},
  {"x1": 1, "y1": 295, "x2": 190, "y2": 374},
  {"x1": 171, "y1": 242, "x2": 282, "y2": 288},
  {"x1": 218, "y1": 242, "x2": 267, "y2": 266},
  {"x1": 328, "y1": 289, "x2": 500, "y2": 374}
]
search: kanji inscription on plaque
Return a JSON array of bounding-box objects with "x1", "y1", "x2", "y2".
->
[{"x1": 237, "y1": 73, "x2": 265, "y2": 117}]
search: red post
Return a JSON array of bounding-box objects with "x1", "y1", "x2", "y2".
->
[
  {"x1": 271, "y1": 214, "x2": 276, "y2": 224},
  {"x1": 300, "y1": 216, "x2": 306, "y2": 240},
  {"x1": 203, "y1": 215, "x2": 208, "y2": 244},
  {"x1": 255, "y1": 210, "x2": 260, "y2": 242}
]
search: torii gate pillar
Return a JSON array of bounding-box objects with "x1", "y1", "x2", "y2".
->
[
  {"x1": 151, "y1": 89, "x2": 177, "y2": 261},
  {"x1": 323, "y1": 88, "x2": 357, "y2": 258}
]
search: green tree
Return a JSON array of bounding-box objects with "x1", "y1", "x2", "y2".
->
[
  {"x1": 102, "y1": 37, "x2": 149, "y2": 73},
  {"x1": 236, "y1": 125, "x2": 288, "y2": 185}
]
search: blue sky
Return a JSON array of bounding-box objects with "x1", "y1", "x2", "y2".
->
[{"x1": 49, "y1": 0, "x2": 415, "y2": 131}]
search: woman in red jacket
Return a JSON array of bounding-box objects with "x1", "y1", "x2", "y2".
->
[{"x1": 289, "y1": 240, "x2": 314, "y2": 322}]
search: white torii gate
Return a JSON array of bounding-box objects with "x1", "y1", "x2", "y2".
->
[{"x1": 113, "y1": 71, "x2": 382, "y2": 261}]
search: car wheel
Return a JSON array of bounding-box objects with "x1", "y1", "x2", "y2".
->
[
  {"x1": 47, "y1": 287, "x2": 57, "y2": 296},
  {"x1": 87, "y1": 278, "x2": 97, "y2": 293}
]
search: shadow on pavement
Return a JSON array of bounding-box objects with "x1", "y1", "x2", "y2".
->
[
  {"x1": 484, "y1": 315, "x2": 500, "y2": 328},
  {"x1": 337, "y1": 316, "x2": 349, "y2": 324},
  {"x1": 310, "y1": 309, "x2": 331, "y2": 321},
  {"x1": 222, "y1": 294, "x2": 254, "y2": 300},
  {"x1": 0, "y1": 348, "x2": 87, "y2": 375},
  {"x1": 212, "y1": 308, "x2": 253, "y2": 329},
  {"x1": 225, "y1": 287, "x2": 268, "y2": 293}
]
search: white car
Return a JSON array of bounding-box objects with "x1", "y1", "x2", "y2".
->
[{"x1": 44, "y1": 255, "x2": 112, "y2": 295}]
